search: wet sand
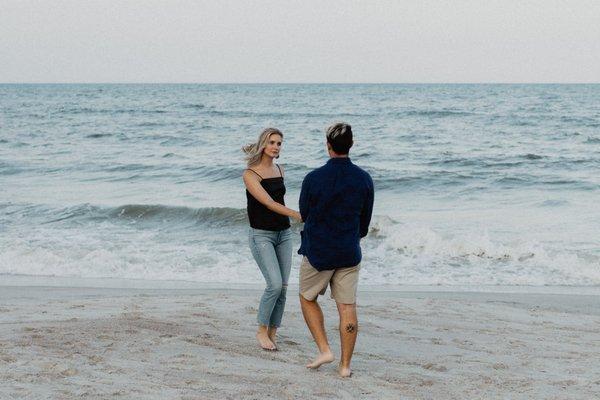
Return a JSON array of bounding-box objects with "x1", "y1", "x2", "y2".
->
[{"x1": 1, "y1": 285, "x2": 599, "y2": 399}]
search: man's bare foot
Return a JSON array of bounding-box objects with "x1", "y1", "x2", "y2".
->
[
  {"x1": 338, "y1": 365, "x2": 352, "y2": 378},
  {"x1": 306, "y1": 350, "x2": 334, "y2": 369},
  {"x1": 256, "y1": 331, "x2": 276, "y2": 351}
]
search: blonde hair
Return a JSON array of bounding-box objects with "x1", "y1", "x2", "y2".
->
[{"x1": 242, "y1": 128, "x2": 283, "y2": 167}]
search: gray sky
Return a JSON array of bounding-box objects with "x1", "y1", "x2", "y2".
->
[{"x1": 1, "y1": 0, "x2": 599, "y2": 83}]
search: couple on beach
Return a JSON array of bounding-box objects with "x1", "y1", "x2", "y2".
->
[{"x1": 242, "y1": 123, "x2": 374, "y2": 377}]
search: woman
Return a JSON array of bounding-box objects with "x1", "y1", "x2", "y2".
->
[{"x1": 242, "y1": 127, "x2": 301, "y2": 351}]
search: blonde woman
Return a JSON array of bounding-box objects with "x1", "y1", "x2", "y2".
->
[{"x1": 243, "y1": 128, "x2": 301, "y2": 351}]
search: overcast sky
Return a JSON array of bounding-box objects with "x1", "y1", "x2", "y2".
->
[{"x1": 1, "y1": 0, "x2": 599, "y2": 83}]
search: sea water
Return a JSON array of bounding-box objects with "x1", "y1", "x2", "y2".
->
[{"x1": 1, "y1": 84, "x2": 599, "y2": 287}]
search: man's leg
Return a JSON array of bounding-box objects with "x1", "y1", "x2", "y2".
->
[
  {"x1": 330, "y1": 265, "x2": 360, "y2": 377},
  {"x1": 336, "y1": 302, "x2": 357, "y2": 377},
  {"x1": 300, "y1": 294, "x2": 334, "y2": 369}
]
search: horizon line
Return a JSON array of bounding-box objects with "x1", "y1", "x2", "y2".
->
[{"x1": 1, "y1": 81, "x2": 600, "y2": 85}]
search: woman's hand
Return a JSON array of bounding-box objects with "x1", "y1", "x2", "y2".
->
[{"x1": 291, "y1": 211, "x2": 303, "y2": 223}]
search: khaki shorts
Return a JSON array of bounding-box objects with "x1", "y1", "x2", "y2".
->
[{"x1": 299, "y1": 257, "x2": 360, "y2": 304}]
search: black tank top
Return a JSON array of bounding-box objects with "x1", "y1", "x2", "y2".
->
[{"x1": 246, "y1": 165, "x2": 291, "y2": 231}]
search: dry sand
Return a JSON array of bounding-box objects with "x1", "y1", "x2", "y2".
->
[{"x1": 1, "y1": 285, "x2": 599, "y2": 399}]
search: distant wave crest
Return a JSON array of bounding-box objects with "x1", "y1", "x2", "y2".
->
[
  {"x1": 109, "y1": 204, "x2": 248, "y2": 226},
  {"x1": 37, "y1": 203, "x2": 249, "y2": 228}
]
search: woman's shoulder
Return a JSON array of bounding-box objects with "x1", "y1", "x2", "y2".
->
[{"x1": 243, "y1": 168, "x2": 263, "y2": 181}]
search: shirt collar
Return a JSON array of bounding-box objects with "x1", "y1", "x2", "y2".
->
[{"x1": 327, "y1": 157, "x2": 351, "y2": 165}]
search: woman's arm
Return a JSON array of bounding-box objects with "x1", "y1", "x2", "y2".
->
[{"x1": 243, "y1": 170, "x2": 301, "y2": 222}]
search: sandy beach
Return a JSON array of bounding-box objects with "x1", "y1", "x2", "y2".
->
[{"x1": 0, "y1": 283, "x2": 598, "y2": 399}]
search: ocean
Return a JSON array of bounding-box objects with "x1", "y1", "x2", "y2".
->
[{"x1": 1, "y1": 83, "x2": 599, "y2": 288}]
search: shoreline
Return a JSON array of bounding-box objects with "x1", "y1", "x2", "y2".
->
[{"x1": 3, "y1": 274, "x2": 600, "y2": 296}]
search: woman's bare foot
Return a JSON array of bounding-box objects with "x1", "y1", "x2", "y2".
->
[
  {"x1": 338, "y1": 364, "x2": 352, "y2": 378},
  {"x1": 256, "y1": 328, "x2": 276, "y2": 351},
  {"x1": 306, "y1": 350, "x2": 334, "y2": 369},
  {"x1": 268, "y1": 327, "x2": 278, "y2": 350}
]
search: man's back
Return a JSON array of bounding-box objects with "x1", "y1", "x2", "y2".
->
[{"x1": 298, "y1": 157, "x2": 374, "y2": 270}]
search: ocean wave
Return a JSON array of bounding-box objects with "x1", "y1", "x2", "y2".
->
[
  {"x1": 424, "y1": 154, "x2": 544, "y2": 169},
  {"x1": 162, "y1": 152, "x2": 184, "y2": 159},
  {"x1": 361, "y1": 216, "x2": 600, "y2": 286},
  {"x1": 538, "y1": 199, "x2": 570, "y2": 207},
  {"x1": 1, "y1": 202, "x2": 249, "y2": 229},
  {"x1": 425, "y1": 158, "x2": 480, "y2": 167},
  {"x1": 560, "y1": 115, "x2": 600, "y2": 127},
  {"x1": 105, "y1": 163, "x2": 158, "y2": 173},
  {"x1": 523, "y1": 153, "x2": 543, "y2": 160},
  {"x1": 136, "y1": 121, "x2": 166, "y2": 127},
  {"x1": 2, "y1": 212, "x2": 599, "y2": 286},
  {"x1": 39, "y1": 203, "x2": 249, "y2": 227},
  {"x1": 200, "y1": 109, "x2": 372, "y2": 119},
  {"x1": 367, "y1": 216, "x2": 536, "y2": 262},
  {"x1": 401, "y1": 109, "x2": 474, "y2": 118},
  {"x1": 85, "y1": 133, "x2": 113, "y2": 139},
  {"x1": 183, "y1": 103, "x2": 205, "y2": 109},
  {"x1": 52, "y1": 107, "x2": 168, "y2": 115},
  {"x1": 0, "y1": 161, "x2": 25, "y2": 176},
  {"x1": 368, "y1": 169, "x2": 475, "y2": 191},
  {"x1": 181, "y1": 165, "x2": 244, "y2": 182},
  {"x1": 107, "y1": 204, "x2": 248, "y2": 227}
]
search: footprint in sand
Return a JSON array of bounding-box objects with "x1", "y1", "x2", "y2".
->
[
  {"x1": 422, "y1": 363, "x2": 448, "y2": 372},
  {"x1": 1, "y1": 354, "x2": 17, "y2": 363},
  {"x1": 61, "y1": 368, "x2": 78, "y2": 377},
  {"x1": 88, "y1": 355, "x2": 103, "y2": 365},
  {"x1": 283, "y1": 340, "x2": 299, "y2": 346},
  {"x1": 42, "y1": 362, "x2": 59, "y2": 372},
  {"x1": 553, "y1": 379, "x2": 577, "y2": 387},
  {"x1": 452, "y1": 338, "x2": 474, "y2": 347}
]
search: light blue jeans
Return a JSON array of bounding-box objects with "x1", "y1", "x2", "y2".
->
[{"x1": 249, "y1": 227, "x2": 293, "y2": 328}]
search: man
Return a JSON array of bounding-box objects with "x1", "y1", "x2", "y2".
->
[{"x1": 298, "y1": 122, "x2": 374, "y2": 378}]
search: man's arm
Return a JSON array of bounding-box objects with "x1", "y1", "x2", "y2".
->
[
  {"x1": 359, "y1": 176, "x2": 374, "y2": 238},
  {"x1": 299, "y1": 174, "x2": 311, "y2": 222}
]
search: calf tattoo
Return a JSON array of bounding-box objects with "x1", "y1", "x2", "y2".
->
[{"x1": 345, "y1": 323, "x2": 357, "y2": 333}]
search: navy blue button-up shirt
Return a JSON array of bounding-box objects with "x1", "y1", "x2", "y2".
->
[{"x1": 298, "y1": 157, "x2": 374, "y2": 271}]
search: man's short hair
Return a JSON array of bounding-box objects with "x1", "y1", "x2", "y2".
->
[{"x1": 326, "y1": 123, "x2": 353, "y2": 155}]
